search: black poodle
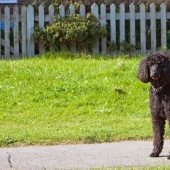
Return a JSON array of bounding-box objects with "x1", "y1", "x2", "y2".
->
[{"x1": 138, "y1": 52, "x2": 170, "y2": 159}]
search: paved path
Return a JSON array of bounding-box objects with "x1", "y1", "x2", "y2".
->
[{"x1": 1, "y1": 140, "x2": 170, "y2": 170}]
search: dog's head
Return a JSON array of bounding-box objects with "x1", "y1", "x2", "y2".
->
[{"x1": 147, "y1": 53, "x2": 169, "y2": 80}]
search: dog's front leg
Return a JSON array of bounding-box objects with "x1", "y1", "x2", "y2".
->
[
  {"x1": 165, "y1": 115, "x2": 170, "y2": 159},
  {"x1": 150, "y1": 115, "x2": 165, "y2": 157}
]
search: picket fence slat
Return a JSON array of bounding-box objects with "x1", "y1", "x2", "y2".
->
[
  {"x1": 150, "y1": 3, "x2": 156, "y2": 52},
  {"x1": 120, "y1": 3, "x2": 125, "y2": 47},
  {"x1": 39, "y1": 5, "x2": 45, "y2": 54},
  {"x1": 59, "y1": 4, "x2": 65, "y2": 18},
  {"x1": 1, "y1": 3, "x2": 170, "y2": 59},
  {"x1": 4, "y1": 6, "x2": 10, "y2": 59},
  {"x1": 91, "y1": 3, "x2": 99, "y2": 54},
  {"x1": 161, "y1": 3, "x2": 167, "y2": 47},
  {"x1": 13, "y1": 6, "x2": 19, "y2": 59},
  {"x1": 140, "y1": 4, "x2": 146, "y2": 55},
  {"x1": 59, "y1": 4, "x2": 65, "y2": 51},
  {"x1": 80, "y1": 4, "x2": 85, "y2": 18},
  {"x1": 27, "y1": 5, "x2": 34, "y2": 57},
  {"x1": 69, "y1": 4, "x2": 75, "y2": 16},
  {"x1": 69, "y1": 4, "x2": 76, "y2": 52},
  {"x1": 48, "y1": 5, "x2": 54, "y2": 51},
  {"x1": 100, "y1": 4, "x2": 107, "y2": 54},
  {"x1": 21, "y1": 6, "x2": 27, "y2": 57},
  {"x1": 48, "y1": 5, "x2": 54, "y2": 24},
  {"x1": 130, "y1": 4, "x2": 135, "y2": 46},
  {"x1": 110, "y1": 4, "x2": 116, "y2": 44}
]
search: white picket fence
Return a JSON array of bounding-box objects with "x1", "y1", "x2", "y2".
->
[{"x1": 0, "y1": 3, "x2": 170, "y2": 59}]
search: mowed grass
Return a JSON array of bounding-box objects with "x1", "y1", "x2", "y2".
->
[{"x1": 0, "y1": 52, "x2": 169, "y2": 146}]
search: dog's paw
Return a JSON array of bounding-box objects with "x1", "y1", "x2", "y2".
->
[
  {"x1": 150, "y1": 153, "x2": 159, "y2": 157},
  {"x1": 167, "y1": 155, "x2": 170, "y2": 159}
]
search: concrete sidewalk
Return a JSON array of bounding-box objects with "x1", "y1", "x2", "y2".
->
[{"x1": 1, "y1": 140, "x2": 170, "y2": 170}]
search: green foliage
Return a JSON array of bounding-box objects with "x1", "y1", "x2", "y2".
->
[
  {"x1": 120, "y1": 41, "x2": 136, "y2": 54},
  {"x1": 33, "y1": 14, "x2": 107, "y2": 52},
  {"x1": 160, "y1": 45, "x2": 168, "y2": 53},
  {"x1": 27, "y1": 0, "x2": 170, "y2": 12},
  {"x1": 27, "y1": 0, "x2": 61, "y2": 13},
  {"x1": 107, "y1": 41, "x2": 117, "y2": 53}
]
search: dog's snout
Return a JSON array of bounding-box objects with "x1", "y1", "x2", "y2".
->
[
  {"x1": 152, "y1": 69, "x2": 156, "y2": 74},
  {"x1": 150, "y1": 65, "x2": 161, "y2": 79},
  {"x1": 152, "y1": 68, "x2": 158, "y2": 74}
]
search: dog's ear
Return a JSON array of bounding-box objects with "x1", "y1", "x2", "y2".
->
[
  {"x1": 162, "y1": 60, "x2": 170, "y2": 82},
  {"x1": 137, "y1": 58, "x2": 151, "y2": 83}
]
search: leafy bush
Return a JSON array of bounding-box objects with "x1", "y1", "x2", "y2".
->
[
  {"x1": 33, "y1": 14, "x2": 107, "y2": 52},
  {"x1": 120, "y1": 40, "x2": 136, "y2": 54}
]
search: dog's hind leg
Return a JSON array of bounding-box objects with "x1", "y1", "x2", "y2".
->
[{"x1": 150, "y1": 116, "x2": 165, "y2": 157}]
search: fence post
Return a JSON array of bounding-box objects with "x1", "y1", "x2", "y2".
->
[
  {"x1": 140, "y1": 3, "x2": 146, "y2": 55},
  {"x1": 91, "y1": 3, "x2": 99, "y2": 54},
  {"x1": 21, "y1": 6, "x2": 27, "y2": 57},
  {"x1": 27, "y1": 5, "x2": 34, "y2": 57},
  {"x1": 161, "y1": 3, "x2": 167, "y2": 48},
  {"x1": 4, "y1": 6, "x2": 10, "y2": 59},
  {"x1": 150, "y1": 3, "x2": 156, "y2": 52},
  {"x1": 100, "y1": 3, "x2": 107, "y2": 54}
]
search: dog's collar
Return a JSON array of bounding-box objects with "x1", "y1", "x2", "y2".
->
[{"x1": 151, "y1": 83, "x2": 166, "y2": 93}]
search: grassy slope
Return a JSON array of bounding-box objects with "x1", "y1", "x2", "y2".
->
[{"x1": 0, "y1": 53, "x2": 168, "y2": 146}]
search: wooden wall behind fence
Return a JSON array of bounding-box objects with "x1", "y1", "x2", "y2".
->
[{"x1": 0, "y1": 3, "x2": 170, "y2": 59}]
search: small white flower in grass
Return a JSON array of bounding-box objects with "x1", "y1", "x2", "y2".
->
[
  {"x1": 6, "y1": 86, "x2": 15, "y2": 89},
  {"x1": 98, "y1": 107, "x2": 112, "y2": 114},
  {"x1": 104, "y1": 77, "x2": 108, "y2": 81}
]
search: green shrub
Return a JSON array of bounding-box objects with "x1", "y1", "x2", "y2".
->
[
  {"x1": 33, "y1": 14, "x2": 107, "y2": 52},
  {"x1": 120, "y1": 40, "x2": 136, "y2": 55}
]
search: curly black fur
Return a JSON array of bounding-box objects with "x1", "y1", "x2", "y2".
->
[{"x1": 138, "y1": 52, "x2": 170, "y2": 159}]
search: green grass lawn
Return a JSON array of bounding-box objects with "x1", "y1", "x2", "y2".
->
[{"x1": 0, "y1": 52, "x2": 169, "y2": 146}]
